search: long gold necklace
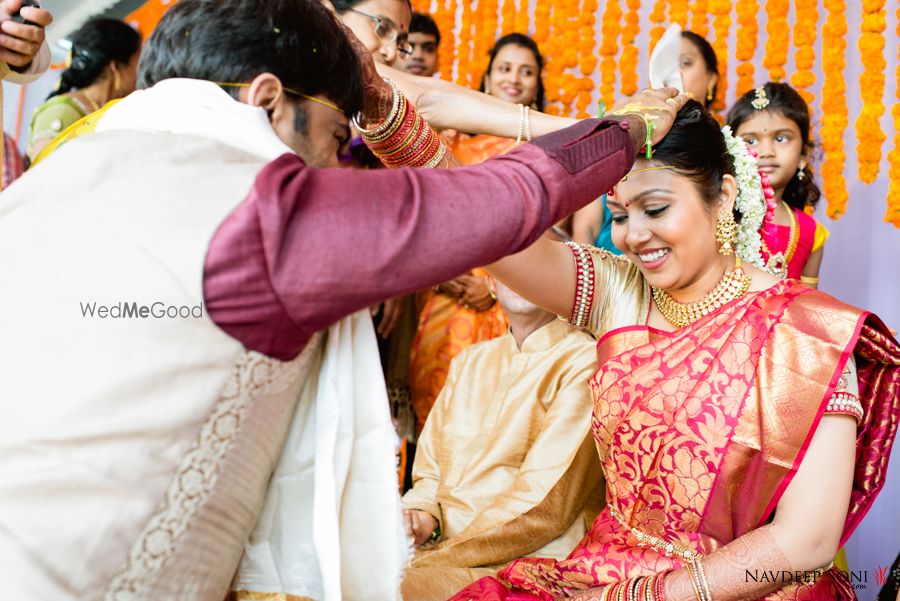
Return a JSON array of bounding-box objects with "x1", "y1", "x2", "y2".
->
[
  {"x1": 760, "y1": 201, "x2": 798, "y2": 279},
  {"x1": 652, "y1": 256, "x2": 752, "y2": 327}
]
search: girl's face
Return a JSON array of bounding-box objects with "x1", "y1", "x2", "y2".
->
[
  {"x1": 339, "y1": 0, "x2": 412, "y2": 66},
  {"x1": 607, "y1": 163, "x2": 736, "y2": 295},
  {"x1": 734, "y1": 110, "x2": 806, "y2": 192},
  {"x1": 485, "y1": 44, "x2": 540, "y2": 106},
  {"x1": 679, "y1": 37, "x2": 717, "y2": 103}
]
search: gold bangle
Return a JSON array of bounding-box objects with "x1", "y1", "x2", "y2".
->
[
  {"x1": 800, "y1": 275, "x2": 819, "y2": 285},
  {"x1": 352, "y1": 78, "x2": 402, "y2": 136}
]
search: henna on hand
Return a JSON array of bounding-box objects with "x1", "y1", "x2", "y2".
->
[
  {"x1": 333, "y1": 15, "x2": 393, "y2": 126},
  {"x1": 665, "y1": 526, "x2": 802, "y2": 601}
]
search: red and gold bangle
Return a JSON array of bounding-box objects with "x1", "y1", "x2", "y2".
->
[
  {"x1": 368, "y1": 104, "x2": 417, "y2": 153},
  {"x1": 364, "y1": 95, "x2": 408, "y2": 145},
  {"x1": 403, "y1": 127, "x2": 441, "y2": 167},
  {"x1": 564, "y1": 242, "x2": 596, "y2": 329},
  {"x1": 655, "y1": 571, "x2": 668, "y2": 601},
  {"x1": 387, "y1": 119, "x2": 440, "y2": 167},
  {"x1": 373, "y1": 108, "x2": 424, "y2": 157},
  {"x1": 381, "y1": 121, "x2": 431, "y2": 166},
  {"x1": 366, "y1": 102, "x2": 447, "y2": 170},
  {"x1": 368, "y1": 103, "x2": 415, "y2": 150}
]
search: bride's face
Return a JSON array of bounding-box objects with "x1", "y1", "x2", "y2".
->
[{"x1": 607, "y1": 164, "x2": 737, "y2": 293}]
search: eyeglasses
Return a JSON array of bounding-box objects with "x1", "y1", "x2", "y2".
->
[
  {"x1": 349, "y1": 9, "x2": 413, "y2": 57},
  {"x1": 214, "y1": 82, "x2": 344, "y2": 115}
]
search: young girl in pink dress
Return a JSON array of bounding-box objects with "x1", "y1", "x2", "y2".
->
[{"x1": 727, "y1": 82, "x2": 828, "y2": 287}]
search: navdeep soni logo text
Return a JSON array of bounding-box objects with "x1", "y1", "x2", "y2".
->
[{"x1": 79, "y1": 301, "x2": 204, "y2": 319}]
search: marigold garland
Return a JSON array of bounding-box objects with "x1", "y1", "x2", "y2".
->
[
  {"x1": 456, "y1": 0, "x2": 475, "y2": 87},
  {"x1": 885, "y1": 6, "x2": 900, "y2": 226},
  {"x1": 598, "y1": 0, "x2": 622, "y2": 108},
  {"x1": 821, "y1": 0, "x2": 850, "y2": 220},
  {"x1": 500, "y1": 0, "x2": 515, "y2": 35},
  {"x1": 709, "y1": 0, "x2": 731, "y2": 112},
  {"x1": 437, "y1": 0, "x2": 457, "y2": 81},
  {"x1": 790, "y1": 0, "x2": 818, "y2": 109},
  {"x1": 669, "y1": 0, "x2": 690, "y2": 27},
  {"x1": 649, "y1": 0, "x2": 668, "y2": 54},
  {"x1": 618, "y1": 0, "x2": 641, "y2": 97},
  {"x1": 855, "y1": 0, "x2": 886, "y2": 184},
  {"x1": 533, "y1": 0, "x2": 551, "y2": 46},
  {"x1": 690, "y1": 0, "x2": 709, "y2": 37},
  {"x1": 735, "y1": 0, "x2": 758, "y2": 97},
  {"x1": 514, "y1": 0, "x2": 530, "y2": 36},
  {"x1": 577, "y1": 0, "x2": 599, "y2": 117},
  {"x1": 762, "y1": 0, "x2": 789, "y2": 80}
]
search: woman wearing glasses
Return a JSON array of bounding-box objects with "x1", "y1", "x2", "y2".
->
[{"x1": 332, "y1": 0, "x2": 413, "y2": 66}]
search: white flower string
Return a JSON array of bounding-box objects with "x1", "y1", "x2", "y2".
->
[{"x1": 721, "y1": 125, "x2": 767, "y2": 269}]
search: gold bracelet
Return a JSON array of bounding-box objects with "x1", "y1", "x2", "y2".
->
[
  {"x1": 352, "y1": 78, "x2": 402, "y2": 136},
  {"x1": 800, "y1": 275, "x2": 819, "y2": 285}
]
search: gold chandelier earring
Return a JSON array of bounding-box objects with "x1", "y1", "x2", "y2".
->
[{"x1": 715, "y1": 208, "x2": 738, "y2": 256}]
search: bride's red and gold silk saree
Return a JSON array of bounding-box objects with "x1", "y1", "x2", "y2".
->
[{"x1": 450, "y1": 248, "x2": 900, "y2": 601}]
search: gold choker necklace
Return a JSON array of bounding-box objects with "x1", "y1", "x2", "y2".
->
[{"x1": 652, "y1": 257, "x2": 752, "y2": 327}]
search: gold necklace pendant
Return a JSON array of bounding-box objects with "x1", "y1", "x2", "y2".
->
[
  {"x1": 652, "y1": 257, "x2": 753, "y2": 327},
  {"x1": 761, "y1": 202, "x2": 798, "y2": 279}
]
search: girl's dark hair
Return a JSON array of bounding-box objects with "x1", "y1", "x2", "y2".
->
[
  {"x1": 652, "y1": 100, "x2": 739, "y2": 219},
  {"x1": 139, "y1": 0, "x2": 365, "y2": 117},
  {"x1": 479, "y1": 33, "x2": 546, "y2": 112},
  {"x1": 48, "y1": 18, "x2": 141, "y2": 99},
  {"x1": 727, "y1": 81, "x2": 820, "y2": 210},
  {"x1": 332, "y1": 0, "x2": 412, "y2": 11},
  {"x1": 681, "y1": 30, "x2": 718, "y2": 109}
]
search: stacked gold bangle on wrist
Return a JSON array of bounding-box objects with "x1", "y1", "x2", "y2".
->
[
  {"x1": 355, "y1": 77, "x2": 447, "y2": 169},
  {"x1": 687, "y1": 559, "x2": 712, "y2": 601}
]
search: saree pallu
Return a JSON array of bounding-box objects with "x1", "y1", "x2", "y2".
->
[
  {"x1": 451, "y1": 281, "x2": 900, "y2": 601},
  {"x1": 409, "y1": 134, "x2": 516, "y2": 432}
]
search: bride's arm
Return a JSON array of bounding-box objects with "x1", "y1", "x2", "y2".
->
[
  {"x1": 488, "y1": 237, "x2": 577, "y2": 321},
  {"x1": 376, "y1": 63, "x2": 579, "y2": 137},
  {"x1": 569, "y1": 413, "x2": 857, "y2": 601}
]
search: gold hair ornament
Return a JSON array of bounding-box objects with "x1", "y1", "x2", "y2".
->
[{"x1": 751, "y1": 86, "x2": 770, "y2": 110}]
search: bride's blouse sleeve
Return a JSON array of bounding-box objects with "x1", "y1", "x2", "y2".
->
[
  {"x1": 562, "y1": 242, "x2": 650, "y2": 339},
  {"x1": 824, "y1": 357, "x2": 863, "y2": 421}
]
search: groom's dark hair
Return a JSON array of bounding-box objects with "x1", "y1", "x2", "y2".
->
[{"x1": 137, "y1": 0, "x2": 365, "y2": 116}]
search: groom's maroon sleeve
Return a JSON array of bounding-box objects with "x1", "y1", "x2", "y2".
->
[{"x1": 204, "y1": 118, "x2": 636, "y2": 360}]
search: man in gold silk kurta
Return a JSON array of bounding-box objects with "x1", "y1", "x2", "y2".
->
[{"x1": 401, "y1": 281, "x2": 604, "y2": 601}]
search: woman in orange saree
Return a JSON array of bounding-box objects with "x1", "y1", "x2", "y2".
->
[
  {"x1": 450, "y1": 102, "x2": 900, "y2": 601},
  {"x1": 410, "y1": 33, "x2": 547, "y2": 431}
]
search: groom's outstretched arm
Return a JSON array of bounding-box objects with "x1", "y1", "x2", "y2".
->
[{"x1": 203, "y1": 118, "x2": 640, "y2": 360}]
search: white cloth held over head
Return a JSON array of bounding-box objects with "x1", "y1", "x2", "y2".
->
[{"x1": 649, "y1": 24, "x2": 684, "y2": 92}]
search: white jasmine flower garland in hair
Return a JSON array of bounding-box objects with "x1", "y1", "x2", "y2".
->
[{"x1": 721, "y1": 125, "x2": 767, "y2": 269}]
